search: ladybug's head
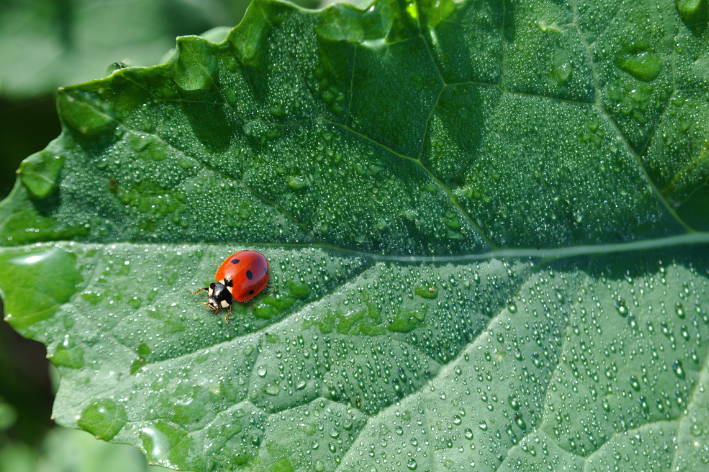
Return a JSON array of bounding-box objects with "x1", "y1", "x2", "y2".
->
[{"x1": 207, "y1": 282, "x2": 233, "y2": 311}]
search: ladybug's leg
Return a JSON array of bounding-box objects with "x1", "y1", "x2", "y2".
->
[
  {"x1": 188, "y1": 287, "x2": 208, "y2": 295},
  {"x1": 246, "y1": 299, "x2": 255, "y2": 311},
  {"x1": 224, "y1": 305, "x2": 232, "y2": 328}
]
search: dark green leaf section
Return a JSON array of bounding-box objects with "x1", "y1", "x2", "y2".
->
[
  {"x1": 500, "y1": 0, "x2": 596, "y2": 102},
  {"x1": 420, "y1": 0, "x2": 504, "y2": 84},
  {"x1": 675, "y1": 2, "x2": 709, "y2": 90},
  {"x1": 2, "y1": 0, "x2": 707, "y2": 254},
  {"x1": 348, "y1": 36, "x2": 443, "y2": 157},
  {"x1": 644, "y1": 91, "x2": 709, "y2": 231},
  {"x1": 592, "y1": 0, "x2": 677, "y2": 153},
  {"x1": 575, "y1": 0, "x2": 624, "y2": 45},
  {"x1": 428, "y1": 93, "x2": 683, "y2": 248}
]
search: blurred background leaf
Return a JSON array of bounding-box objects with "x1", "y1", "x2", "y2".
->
[
  {"x1": 0, "y1": 0, "x2": 325, "y2": 100},
  {"x1": 0, "y1": 425, "x2": 175, "y2": 472}
]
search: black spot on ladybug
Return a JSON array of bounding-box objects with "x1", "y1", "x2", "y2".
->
[
  {"x1": 249, "y1": 290, "x2": 254, "y2": 295},
  {"x1": 246, "y1": 270, "x2": 253, "y2": 280},
  {"x1": 231, "y1": 258, "x2": 240, "y2": 264}
]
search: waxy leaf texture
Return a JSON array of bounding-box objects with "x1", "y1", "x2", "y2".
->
[{"x1": 1, "y1": 0, "x2": 709, "y2": 471}]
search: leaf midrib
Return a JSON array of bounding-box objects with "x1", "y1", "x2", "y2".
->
[{"x1": 8, "y1": 232, "x2": 707, "y2": 263}]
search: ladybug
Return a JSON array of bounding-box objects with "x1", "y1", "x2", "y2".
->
[{"x1": 190, "y1": 250, "x2": 271, "y2": 326}]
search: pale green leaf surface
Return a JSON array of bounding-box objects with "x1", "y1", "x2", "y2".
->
[{"x1": 1, "y1": 0, "x2": 709, "y2": 471}]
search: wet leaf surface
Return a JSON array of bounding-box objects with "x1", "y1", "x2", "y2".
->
[{"x1": 1, "y1": 0, "x2": 709, "y2": 470}]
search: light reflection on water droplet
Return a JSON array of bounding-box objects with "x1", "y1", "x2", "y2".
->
[{"x1": 140, "y1": 427, "x2": 170, "y2": 466}]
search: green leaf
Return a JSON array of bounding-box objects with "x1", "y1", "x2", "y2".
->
[
  {"x1": 0, "y1": 398, "x2": 17, "y2": 431},
  {"x1": 1, "y1": 0, "x2": 709, "y2": 471}
]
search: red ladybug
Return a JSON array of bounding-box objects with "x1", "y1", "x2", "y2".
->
[{"x1": 190, "y1": 250, "x2": 271, "y2": 326}]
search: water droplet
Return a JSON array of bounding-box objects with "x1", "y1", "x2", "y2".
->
[
  {"x1": 672, "y1": 360, "x2": 685, "y2": 379},
  {"x1": 629, "y1": 375, "x2": 640, "y2": 391},
  {"x1": 508, "y1": 395, "x2": 520, "y2": 410},
  {"x1": 690, "y1": 422, "x2": 703, "y2": 437},
  {"x1": 639, "y1": 395, "x2": 648, "y2": 411},
  {"x1": 615, "y1": 299, "x2": 628, "y2": 316},
  {"x1": 78, "y1": 399, "x2": 127, "y2": 440},
  {"x1": 616, "y1": 51, "x2": 664, "y2": 82}
]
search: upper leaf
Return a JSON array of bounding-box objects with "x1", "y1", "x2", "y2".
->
[
  {"x1": 1, "y1": 0, "x2": 709, "y2": 471},
  {"x1": 3, "y1": 0, "x2": 707, "y2": 253}
]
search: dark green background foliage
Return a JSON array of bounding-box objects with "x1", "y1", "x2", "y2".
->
[{"x1": 1, "y1": 0, "x2": 709, "y2": 471}]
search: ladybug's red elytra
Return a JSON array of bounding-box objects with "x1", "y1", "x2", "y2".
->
[{"x1": 190, "y1": 250, "x2": 271, "y2": 326}]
